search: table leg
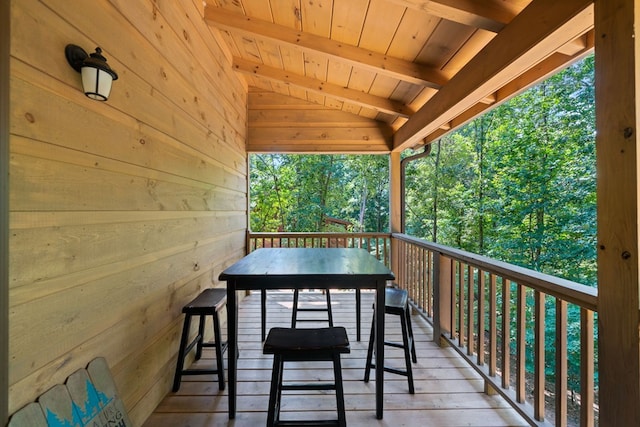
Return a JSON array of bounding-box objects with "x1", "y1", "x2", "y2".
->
[
  {"x1": 356, "y1": 289, "x2": 361, "y2": 341},
  {"x1": 261, "y1": 289, "x2": 267, "y2": 341},
  {"x1": 227, "y1": 285, "x2": 238, "y2": 419},
  {"x1": 375, "y1": 281, "x2": 385, "y2": 419}
]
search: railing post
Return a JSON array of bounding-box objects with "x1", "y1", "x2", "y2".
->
[{"x1": 433, "y1": 251, "x2": 452, "y2": 344}]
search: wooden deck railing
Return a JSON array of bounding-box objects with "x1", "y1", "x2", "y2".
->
[
  {"x1": 247, "y1": 232, "x2": 392, "y2": 266},
  {"x1": 393, "y1": 233, "x2": 598, "y2": 427},
  {"x1": 246, "y1": 231, "x2": 599, "y2": 427}
]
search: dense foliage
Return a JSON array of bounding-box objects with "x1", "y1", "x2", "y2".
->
[
  {"x1": 250, "y1": 154, "x2": 389, "y2": 232},
  {"x1": 405, "y1": 55, "x2": 596, "y2": 286}
]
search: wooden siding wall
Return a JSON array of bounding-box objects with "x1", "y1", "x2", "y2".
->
[
  {"x1": 248, "y1": 89, "x2": 393, "y2": 153},
  {"x1": 8, "y1": 0, "x2": 247, "y2": 424},
  {"x1": 1, "y1": 0, "x2": 9, "y2": 424}
]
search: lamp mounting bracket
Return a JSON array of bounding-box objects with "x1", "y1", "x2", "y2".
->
[{"x1": 65, "y1": 44, "x2": 88, "y2": 72}]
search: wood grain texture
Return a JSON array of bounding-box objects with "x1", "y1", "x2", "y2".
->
[
  {"x1": 8, "y1": 1, "x2": 247, "y2": 425},
  {"x1": 248, "y1": 89, "x2": 393, "y2": 153}
]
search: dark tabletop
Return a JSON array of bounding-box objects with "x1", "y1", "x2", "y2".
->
[{"x1": 219, "y1": 247, "x2": 394, "y2": 281}]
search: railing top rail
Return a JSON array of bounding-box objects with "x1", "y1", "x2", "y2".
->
[
  {"x1": 249, "y1": 232, "x2": 391, "y2": 237},
  {"x1": 393, "y1": 233, "x2": 598, "y2": 312}
]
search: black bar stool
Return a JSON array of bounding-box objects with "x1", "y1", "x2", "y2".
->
[
  {"x1": 172, "y1": 288, "x2": 228, "y2": 392},
  {"x1": 263, "y1": 327, "x2": 351, "y2": 427},
  {"x1": 364, "y1": 286, "x2": 417, "y2": 394},
  {"x1": 261, "y1": 289, "x2": 363, "y2": 341},
  {"x1": 291, "y1": 288, "x2": 334, "y2": 327}
]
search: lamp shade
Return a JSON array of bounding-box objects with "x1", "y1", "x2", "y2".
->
[
  {"x1": 65, "y1": 45, "x2": 118, "y2": 101},
  {"x1": 81, "y1": 66, "x2": 115, "y2": 101}
]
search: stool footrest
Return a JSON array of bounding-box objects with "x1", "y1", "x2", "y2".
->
[
  {"x1": 282, "y1": 383, "x2": 337, "y2": 391},
  {"x1": 384, "y1": 339, "x2": 411, "y2": 349},
  {"x1": 183, "y1": 335, "x2": 202, "y2": 355},
  {"x1": 274, "y1": 421, "x2": 340, "y2": 427},
  {"x1": 367, "y1": 363, "x2": 411, "y2": 378},
  {"x1": 202, "y1": 342, "x2": 228, "y2": 352},
  {"x1": 181, "y1": 368, "x2": 222, "y2": 375}
]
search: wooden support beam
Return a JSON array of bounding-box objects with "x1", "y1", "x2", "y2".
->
[
  {"x1": 393, "y1": 0, "x2": 594, "y2": 151},
  {"x1": 234, "y1": 57, "x2": 413, "y2": 118},
  {"x1": 204, "y1": 5, "x2": 447, "y2": 88},
  {"x1": 384, "y1": 0, "x2": 519, "y2": 33},
  {"x1": 418, "y1": 37, "x2": 594, "y2": 147},
  {"x1": 595, "y1": 0, "x2": 640, "y2": 424}
]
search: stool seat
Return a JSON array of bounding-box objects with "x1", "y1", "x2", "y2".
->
[
  {"x1": 264, "y1": 327, "x2": 350, "y2": 427},
  {"x1": 182, "y1": 288, "x2": 227, "y2": 314},
  {"x1": 173, "y1": 288, "x2": 228, "y2": 392},
  {"x1": 383, "y1": 286, "x2": 408, "y2": 312},
  {"x1": 364, "y1": 286, "x2": 417, "y2": 394},
  {"x1": 264, "y1": 327, "x2": 350, "y2": 355}
]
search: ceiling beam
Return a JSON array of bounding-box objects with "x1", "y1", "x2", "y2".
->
[
  {"x1": 393, "y1": 0, "x2": 594, "y2": 151},
  {"x1": 384, "y1": 0, "x2": 520, "y2": 33},
  {"x1": 233, "y1": 57, "x2": 413, "y2": 118},
  {"x1": 204, "y1": 5, "x2": 447, "y2": 89}
]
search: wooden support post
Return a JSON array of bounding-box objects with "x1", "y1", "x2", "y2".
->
[
  {"x1": 389, "y1": 151, "x2": 401, "y2": 278},
  {"x1": 595, "y1": 0, "x2": 640, "y2": 424}
]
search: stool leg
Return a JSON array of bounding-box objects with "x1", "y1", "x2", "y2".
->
[
  {"x1": 363, "y1": 315, "x2": 375, "y2": 382},
  {"x1": 291, "y1": 289, "x2": 300, "y2": 327},
  {"x1": 266, "y1": 355, "x2": 283, "y2": 427},
  {"x1": 326, "y1": 289, "x2": 334, "y2": 327},
  {"x1": 195, "y1": 314, "x2": 205, "y2": 360},
  {"x1": 213, "y1": 310, "x2": 225, "y2": 390},
  {"x1": 172, "y1": 314, "x2": 192, "y2": 392},
  {"x1": 400, "y1": 310, "x2": 415, "y2": 394},
  {"x1": 333, "y1": 354, "x2": 347, "y2": 427}
]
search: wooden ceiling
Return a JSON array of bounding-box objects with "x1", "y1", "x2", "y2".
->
[{"x1": 205, "y1": 0, "x2": 594, "y2": 153}]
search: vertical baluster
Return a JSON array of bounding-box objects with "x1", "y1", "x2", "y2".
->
[
  {"x1": 418, "y1": 248, "x2": 429, "y2": 315},
  {"x1": 555, "y1": 299, "x2": 568, "y2": 427},
  {"x1": 399, "y1": 242, "x2": 407, "y2": 285},
  {"x1": 427, "y1": 250, "x2": 433, "y2": 317},
  {"x1": 477, "y1": 269, "x2": 486, "y2": 366},
  {"x1": 516, "y1": 284, "x2": 526, "y2": 402},
  {"x1": 502, "y1": 278, "x2": 511, "y2": 389},
  {"x1": 412, "y1": 244, "x2": 417, "y2": 295},
  {"x1": 450, "y1": 260, "x2": 457, "y2": 340},
  {"x1": 580, "y1": 309, "x2": 595, "y2": 427},
  {"x1": 467, "y1": 265, "x2": 474, "y2": 356},
  {"x1": 534, "y1": 290, "x2": 546, "y2": 420},
  {"x1": 489, "y1": 274, "x2": 497, "y2": 378},
  {"x1": 458, "y1": 262, "x2": 465, "y2": 346}
]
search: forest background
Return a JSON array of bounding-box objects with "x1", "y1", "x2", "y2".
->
[{"x1": 250, "y1": 55, "x2": 596, "y2": 289}]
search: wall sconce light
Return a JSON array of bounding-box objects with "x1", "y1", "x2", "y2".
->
[{"x1": 65, "y1": 44, "x2": 118, "y2": 101}]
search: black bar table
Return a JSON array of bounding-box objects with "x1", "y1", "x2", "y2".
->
[{"x1": 219, "y1": 247, "x2": 395, "y2": 420}]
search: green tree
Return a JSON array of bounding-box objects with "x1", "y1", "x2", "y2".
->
[{"x1": 250, "y1": 154, "x2": 389, "y2": 232}]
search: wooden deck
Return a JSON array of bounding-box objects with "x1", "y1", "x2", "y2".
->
[{"x1": 143, "y1": 291, "x2": 529, "y2": 427}]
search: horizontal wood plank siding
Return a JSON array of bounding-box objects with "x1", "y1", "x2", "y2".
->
[
  {"x1": 248, "y1": 90, "x2": 393, "y2": 153},
  {"x1": 8, "y1": 0, "x2": 247, "y2": 424}
]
